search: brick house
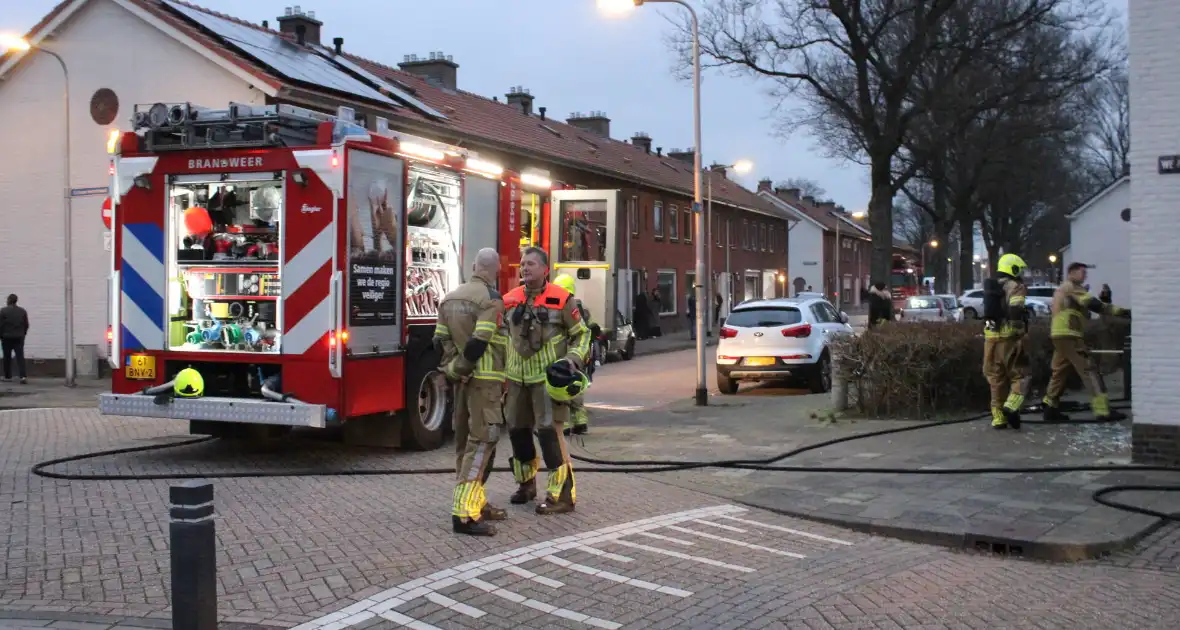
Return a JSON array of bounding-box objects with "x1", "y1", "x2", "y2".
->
[{"x1": 0, "y1": 0, "x2": 791, "y2": 368}]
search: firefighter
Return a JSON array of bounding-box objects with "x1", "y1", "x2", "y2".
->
[
  {"x1": 433, "y1": 248, "x2": 509, "y2": 537},
  {"x1": 982, "y1": 253, "x2": 1032, "y2": 430},
  {"x1": 552, "y1": 273, "x2": 593, "y2": 436},
  {"x1": 503, "y1": 247, "x2": 592, "y2": 515},
  {"x1": 1042, "y1": 262, "x2": 1130, "y2": 422}
]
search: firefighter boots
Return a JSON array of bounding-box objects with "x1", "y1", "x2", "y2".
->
[
  {"x1": 510, "y1": 479, "x2": 537, "y2": 505},
  {"x1": 1042, "y1": 405, "x2": 1070, "y2": 423},
  {"x1": 481, "y1": 503, "x2": 508, "y2": 521},
  {"x1": 452, "y1": 516, "x2": 496, "y2": 537},
  {"x1": 536, "y1": 494, "x2": 575, "y2": 515}
]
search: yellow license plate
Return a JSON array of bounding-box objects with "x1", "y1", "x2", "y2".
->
[
  {"x1": 744, "y1": 357, "x2": 776, "y2": 367},
  {"x1": 125, "y1": 355, "x2": 156, "y2": 380}
]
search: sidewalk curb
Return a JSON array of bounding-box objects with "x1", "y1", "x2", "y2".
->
[
  {"x1": 632, "y1": 340, "x2": 716, "y2": 360},
  {"x1": 0, "y1": 610, "x2": 278, "y2": 630},
  {"x1": 734, "y1": 497, "x2": 1168, "y2": 562}
]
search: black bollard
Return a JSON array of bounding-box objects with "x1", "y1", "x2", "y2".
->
[
  {"x1": 170, "y1": 481, "x2": 217, "y2": 630},
  {"x1": 1122, "y1": 336, "x2": 1132, "y2": 402}
]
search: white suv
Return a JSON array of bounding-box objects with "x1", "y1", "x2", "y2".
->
[
  {"x1": 960, "y1": 286, "x2": 1052, "y2": 319},
  {"x1": 716, "y1": 297, "x2": 854, "y2": 395}
]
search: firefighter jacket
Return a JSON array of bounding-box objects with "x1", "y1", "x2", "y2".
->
[
  {"x1": 984, "y1": 277, "x2": 1028, "y2": 339},
  {"x1": 1050, "y1": 280, "x2": 1129, "y2": 339},
  {"x1": 572, "y1": 298, "x2": 597, "y2": 363},
  {"x1": 432, "y1": 276, "x2": 507, "y2": 382},
  {"x1": 502, "y1": 282, "x2": 591, "y2": 384}
]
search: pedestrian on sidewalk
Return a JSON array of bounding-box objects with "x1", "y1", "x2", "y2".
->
[
  {"x1": 687, "y1": 291, "x2": 697, "y2": 341},
  {"x1": 713, "y1": 292, "x2": 723, "y2": 329},
  {"x1": 433, "y1": 249, "x2": 508, "y2": 537},
  {"x1": 633, "y1": 290, "x2": 651, "y2": 339},
  {"x1": 1, "y1": 294, "x2": 29, "y2": 384},
  {"x1": 866, "y1": 282, "x2": 893, "y2": 329}
]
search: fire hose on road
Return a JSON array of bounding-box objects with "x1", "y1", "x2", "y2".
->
[{"x1": 27, "y1": 394, "x2": 1179, "y2": 523}]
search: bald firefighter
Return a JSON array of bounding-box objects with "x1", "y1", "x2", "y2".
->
[
  {"x1": 503, "y1": 247, "x2": 592, "y2": 514},
  {"x1": 433, "y1": 248, "x2": 509, "y2": 537},
  {"x1": 1042, "y1": 262, "x2": 1130, "y2": 422},
  {"x1": 982, "y1": 253, "x2": 1032, "y2": 430},
  {"x1": 552, "y1": 273, "x2": 594, "y2": 436}
]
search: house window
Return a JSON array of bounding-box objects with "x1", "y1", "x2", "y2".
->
[
  {"x1": 629, "y1": 196, "x2": 638, "y2": 236},
  {"x1": 684, "y1": 208, "x2": 692, "y2": 243},
  {"x1": 761, "y1": 224, "x2": 767, "y2": 251},
  {"x1": 715, "y1": 215, "x2": 723, "y2": 247},
  {"x1": 729, "y1": 218, "x2": 736, "y2": 249},
  {"x1": 669, "y1": 205, "x2": 679, "y2": 241},
  {"x1": 654, "y1": 201, "x2": 664, "y2": 238},
  {"x1": 769, "y1": 226, "x2": 775, "y2": 253},
  {"x1": 657, "y1": 269, "x2": 677, "y2": 315},
  {"x1": 742, "y1": 219, "x2": 749, "y2": 250}
]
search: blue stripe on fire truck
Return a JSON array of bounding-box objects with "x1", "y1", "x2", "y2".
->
[{"x1": 120, "y1": 222, "x2": 165, "y2": 350}]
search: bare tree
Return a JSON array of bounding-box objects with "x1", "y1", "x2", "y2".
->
[
  {"x1": 679, "y1": 0, "x2": 1114, "y2": 287},
  {"x1": 1082, "y1": 57, "x2": 1130, "y2": 187},
  {"x1": 774, "y1": 177, "x2": 827, "y2": 200}
]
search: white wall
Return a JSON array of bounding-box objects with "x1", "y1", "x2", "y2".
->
[
  {"x1": 0, "y1": 0, "x2": 265, "y2": 360},
  {"x1": 1129, "y1": 0, "x2": 1180, "y2": 428},
  {"x1": 787, "y1": 219, "x2": 823, "y2": 296},
  {"x1": 1067, "y1": 181, "x2": 1130, "y2": 301}
]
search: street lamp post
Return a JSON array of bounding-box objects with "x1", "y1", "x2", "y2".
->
[
  {"x1": 600, "y1": 0, "x2": 707, "y2": 405},
  {"x1": 922, "y1": 240, "x2": 939, "y2": 293},
  {"x1": 1, "y1": 34, "x2": 75, "y2": 387},
  {"x1": 705, "y1": 159, "x2": 752, "y2": 333}
]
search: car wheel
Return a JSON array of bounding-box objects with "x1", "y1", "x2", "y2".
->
[
  {"x1": 964, "y1": 307, "x2": 977, "y2": 320},
  {"x1": 809, "y1": 352, "x2": 832, "y2": 394},
  {"x1": 717, "y1": 372, "x2": 738, "y2": 395},
  {"x1": 620, "y1": 336, "x2": 635, "y2": 361}
]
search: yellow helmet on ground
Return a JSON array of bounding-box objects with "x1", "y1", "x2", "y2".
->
[
  {"x1": 996, "y1": 253, "x2": 1027, "y2": 278},
  {"x1": 552, "y1": 273, "x2": 576, "y2": 295},
  {"x1": 174, "y1": 367, "x2": 204, "y2": 398},
  {"x1": 546, "y1": 360, "x2": 588, "y2": 403}
]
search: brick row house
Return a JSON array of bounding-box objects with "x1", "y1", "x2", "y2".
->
[
  {"x1": 0, "y1": 0, "x2": 792, "y2": 366},
  {"x1": 758, "y1": 182, "x2": 915, "y2": 309}
]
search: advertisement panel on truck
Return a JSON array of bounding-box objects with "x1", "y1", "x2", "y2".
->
[{"x1": 346, "y1": 149, "x2": 403, "y2": 355}]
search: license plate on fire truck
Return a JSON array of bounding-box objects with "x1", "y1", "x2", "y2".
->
[{"x1": 125, "y1": 355, "x2": 156, "y2": 380}]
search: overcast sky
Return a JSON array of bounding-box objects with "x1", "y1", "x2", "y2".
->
[{"x1": 9, "y1": 0, "x2": 1128, "y2": 212}]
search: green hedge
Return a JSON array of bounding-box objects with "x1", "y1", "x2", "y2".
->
[{"x1": 830, "y1": 316, "x2": 1129, "y2": 418}]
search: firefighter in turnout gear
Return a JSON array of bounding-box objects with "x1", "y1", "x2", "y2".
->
[
  {"x1": 1042, "y1": 262, "x2": 1130, "y2": 422},
  {"x1": 503, "y1": 248, "x2": 592, "y2": 515},
  {"x1": 552, "y1": 274, "x2": 593, "y2": 435},
  {"x1": 982, "y1": 253, "x2": 1032, "y2": 430},
  {"x1": 433, "y1": 248, "x2": 509, "y2": 537}
]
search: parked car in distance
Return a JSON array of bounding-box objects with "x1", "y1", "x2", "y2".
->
[
  {"x1": 960, "y1": 289, "x2": 984, "y2": 319},
  {"x1": 716, "y1": 297, "x2": 853, "y2": 395},
  {"x1": 899, "y1": 295, "x2": 956, "y2": 322},
  {"x1": 960, "y1": 286, "x2": 1051, "y2": 319},
  {"x1": 936, "y1": 294, "x2": 964, "y2": 322}
]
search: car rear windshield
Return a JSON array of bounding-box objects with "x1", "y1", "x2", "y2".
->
[
  {"x1": 726, "y1": 307, "x2": 803, "y2": 328},
  {"x1": 907, "y1": 296, "x2": 941, "y2": 309}
]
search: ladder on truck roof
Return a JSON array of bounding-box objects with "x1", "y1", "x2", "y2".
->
[{"x1": 130, "y1": 101, "x2": 365, "y2": 152}]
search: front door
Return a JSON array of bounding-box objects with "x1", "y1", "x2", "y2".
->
[{"x1": 549, "y1": 189, "x2": 621, "y2": 332}]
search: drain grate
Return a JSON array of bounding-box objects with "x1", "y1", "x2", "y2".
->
[{"x1": 973, "y1": 538, "x2": 1025, "y2": 556}]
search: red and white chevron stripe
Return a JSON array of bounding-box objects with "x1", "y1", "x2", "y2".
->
[{"x1": 281, "y1": 164, "x2": 336, "y2": 359}]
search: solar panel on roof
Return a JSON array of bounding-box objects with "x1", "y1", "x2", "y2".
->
[
  {"x1": 163, "y1": 1, "x2": 398, "y2": 108},
  {"x1": 315, "y1": 49, "x2": 447, "y2": 120}
]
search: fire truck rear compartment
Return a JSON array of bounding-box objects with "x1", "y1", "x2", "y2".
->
[{"x1": 162, "y1": 359, "x2": 280, "y2": 399}]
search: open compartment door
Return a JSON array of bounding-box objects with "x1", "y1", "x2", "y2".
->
[
  {"x1": 462, "y1": 173, "x2": 501, "y2": 274},
  {"x1": 343, "y1": 149, "x2": 405, "y2": 355},
  {"x1": 549, "y1": 189, "x2": 621, "y2": 333}
]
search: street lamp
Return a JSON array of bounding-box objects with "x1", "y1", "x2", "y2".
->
[
  {"x1": 706, "y1": 159, "x2": 753, "y2": 333},
  {"x1": 1048, "y1": 254, "x2": 1058, "y2": 283},
  {"x1": 2, "y1": 33, "x2": 75, "y2": 387},
  {"x1": 600, "y1": 0, "x2": 708, "y2": 405},
  {"x1": 921, "y1": 239, "x2": 939, "y2": 293},
  {"x1": 832, "y1": 210, "x2": 866, "y2": 311}
]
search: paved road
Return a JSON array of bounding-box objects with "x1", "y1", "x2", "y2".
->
[{"x1": 1, "y1": 374, "x2": 1179, "y2": 628}]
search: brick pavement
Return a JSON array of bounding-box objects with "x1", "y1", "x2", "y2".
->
[
  {"x1": 3, "y1": 407, "x2": 1180, "y2": 628},
  {"x1": 574, "y1": 386, "x2": 1180, "y2": 561}
]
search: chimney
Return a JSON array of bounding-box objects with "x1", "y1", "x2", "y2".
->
[
  {"x1": 567, "y1": 111, "x2": 612, "y2": 138},
  {"x1": 262, "y1": 20, "x2": 269, "y2": 28},
  {"x1": 667, "y1": 147, "x2": 695, "y2": 164},
  {"x1": 631, "y1": 132, "x2": 652, "y2": 154},
  {"x1": 709, "y1": 163, "x2": 728, "y2": 179},
  {"x1": 758, "y1": 178, "x2": 773, "y2": 193},
  {"x1": 817, "y1": 201, "x2": 837, "y2": 210},
  {"x1": 506, "y1": 86, "x2": 535, "y2": 116},
  {"x1": 277, "y1": 6, "x2": 322, "y2": 46},
  {"x1": 656, "y1": 147, "x2": 663, "y2": 156},
  {"x1": 332, "y1": 37, "x2": 343, "y2": 54},
  {"x1": 538, "y1": 106, "x2": 547, "y2": 121},
  {"x1": 802, "y1": 195, "x2": 817, "y2": 206},
  {"x1": 398, "y1": 52, "x2": 460, "y2": 90}
]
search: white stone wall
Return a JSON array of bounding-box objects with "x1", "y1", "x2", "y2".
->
[
  {"x1": 0, "y1": 0, "x2": 264, "y2": 360},
  {"x1": 1067, "y1": 180, "x2": 1130, "y2": 301},
  {"x1": 1129, "y1": 0, "x2": 1180, "y2": 427}
]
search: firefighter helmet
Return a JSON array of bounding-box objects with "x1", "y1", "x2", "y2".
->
[
  {"x1": 546, "y1": 360, "x2": 589, "y2": 403},
  {"x1": 552, "y1": 274, "x2": 576, "y2": 295},
  {"x1": 996, "y1": 253, "x2": 1028, "y2": 278},
  {"x1": 174, "y1": 367, "x2": 205, "y2": 398}
]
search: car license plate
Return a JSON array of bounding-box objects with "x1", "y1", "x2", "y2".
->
[
  {"x1": 125, "y1": 354, "x2": 156, "y2": 380},
  {"x1": 744, "y1": 357, "x2": 776, "y2": 367}
]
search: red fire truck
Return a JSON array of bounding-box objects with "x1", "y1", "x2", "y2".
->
[
  {"x1": 98, "y1": 101, "x2": 556, "y2": 450},
  {"x1": 890, "y1": 253, "x2": 923, "y2": 307}
]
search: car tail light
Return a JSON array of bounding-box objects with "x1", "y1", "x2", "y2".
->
[
  {"x1": 720, "y1": 327, "x2": 738, "y2": 339},
  {"x1": 782, "y1": 323, "x2": 811, "y2": 338}
]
